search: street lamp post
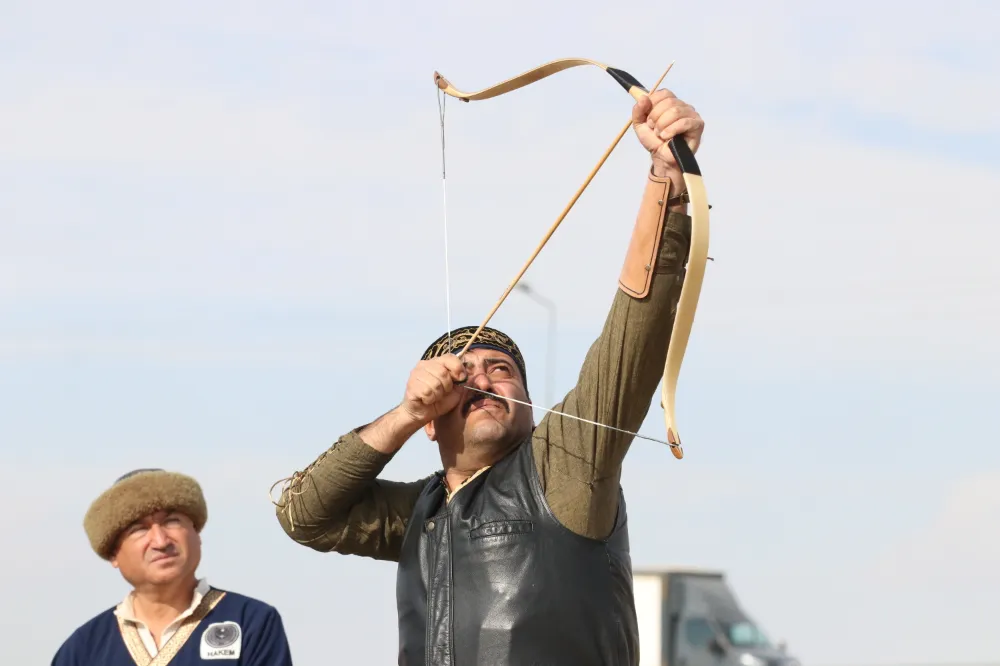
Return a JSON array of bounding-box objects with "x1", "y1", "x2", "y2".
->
[{"x1": 514, "y1": 282, "x2": 557, "y2": 408}]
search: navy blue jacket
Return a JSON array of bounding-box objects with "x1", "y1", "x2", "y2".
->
[{"x1": 51, "y1": 587, "x2": 293, "y2": 665}]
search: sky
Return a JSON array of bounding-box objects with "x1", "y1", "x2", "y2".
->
[{"x1": 2, "y1": 0, "x2": 999, "y2": 663}]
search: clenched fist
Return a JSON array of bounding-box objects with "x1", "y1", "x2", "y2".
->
[
  {"x1": 632, "y1": 89, "x2": 704, "y2": 193},
  {"x1": 399, "y1": 354, "x2": 468, "y2": 426}
]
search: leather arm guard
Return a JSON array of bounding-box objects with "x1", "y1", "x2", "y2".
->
[{"x1": 617, "y1": 170, "x2": 672, "y2": 299}]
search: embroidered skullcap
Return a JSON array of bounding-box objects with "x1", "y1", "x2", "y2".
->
[
  {"x1": 421, "y1": 325, "x2": 528, "y2": 391},
  {"x1": 83, "y1": 468, "x2": 208, "y2": 560}
]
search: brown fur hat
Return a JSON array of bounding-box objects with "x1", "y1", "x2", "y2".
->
[{"x1": 83, "y1": 468, "x2": 208, "y2": 560}]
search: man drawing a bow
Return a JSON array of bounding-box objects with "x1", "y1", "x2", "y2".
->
[{"x1": 274, "y1": 86, "x2": 705, "y2": 666}]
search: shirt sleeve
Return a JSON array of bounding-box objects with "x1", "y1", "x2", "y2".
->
[
  {"x1": 241, "y1": 606, "x2": 295, "y2": 666},
  {"x1": 532, "y1": 204, "x2": 692, "y2": 540},
  {"x1": 273, "y1": 430, "x2": 431, "y2": 562}
]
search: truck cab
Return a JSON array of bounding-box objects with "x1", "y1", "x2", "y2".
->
[{"x1": 632, "y1": 567, "x2": 801, "y2": 666}]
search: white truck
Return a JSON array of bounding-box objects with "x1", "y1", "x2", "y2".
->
[{"x1": 633, "y1": 567, "x2": 801, "y2": 666}]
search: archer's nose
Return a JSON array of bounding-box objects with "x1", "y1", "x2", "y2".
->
[{"x1": 468, "y1": 371, "x2": 492, "y2": 391}]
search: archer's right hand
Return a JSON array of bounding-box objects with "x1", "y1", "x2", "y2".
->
[{"x1": 399, "y1": 355, "x2": 468, "y2": 425}]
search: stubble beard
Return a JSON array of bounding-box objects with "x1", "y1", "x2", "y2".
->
[
  {"x1": 465, "y1": 418, "x2": 512, "y2": 451},
  {"x1": 442, "y1": 392, "x2": 531, "y2": 462},
  {"x1": 463, "y1": 408, "x2": 533, "y2": 459}
]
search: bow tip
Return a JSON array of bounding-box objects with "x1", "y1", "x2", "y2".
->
[
  {"x1": 433, "y1": 71, "x2": 450, "y2": 90},
  {"x1": 667, "y1": 428, "x2": 684, "y2": 459}
]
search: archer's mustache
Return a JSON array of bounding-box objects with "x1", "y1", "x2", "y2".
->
[
  {"x1": 462, "y1": 392, "x2": 510, "y2": 417},
  {"x1": 148, "y1": 543, "x2": 179, "y2": 561}
]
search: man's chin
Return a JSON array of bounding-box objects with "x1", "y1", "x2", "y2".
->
[
  {"x1": 464, "y1": 420, "x2": 510, "y2": 445},
  {"x1": 144, "y1": 563, "x2": 189, "y2": 586}
]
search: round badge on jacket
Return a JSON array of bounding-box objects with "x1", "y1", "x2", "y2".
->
[{"x1": 200, "y1": 621, "x2": 242, "y2": 660}]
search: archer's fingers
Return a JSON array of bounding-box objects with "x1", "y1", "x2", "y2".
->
[
  {"x1": 632, "y1": 96, "x2": 652, "y2": 124},
  {"x1": 413, "y1": 368, "x2": 453, "y2": 404},
  {"x1": 646, "y1": 96, "x2": 689, "y2": 130},
  {"x1": 633, "y1": 88, "x2": 676, "y2": 124},
  {"x1": 646, "y1": 88, "x2": 677, "y2": 105},
  {"x1": 653, "y1": 102, "x2": 695, "y2": 133},
  {"x1": 429, "y1": 363, "x2": 460, "y2": 394},
  {"x1": 437, "y1": 353, "x2": 468, "y2": 382},
  {"x1": 655, "y1": 117, "x2": 704, "y2": 152}
]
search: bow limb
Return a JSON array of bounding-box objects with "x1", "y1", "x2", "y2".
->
[
  {"x1": 434, "y1": 57, "x2": 651, "y2": 103},
  {"x1": 434, "y1": 60, "x2": 676, "y2": 357},
  {"x1": 661, "y1": 138, "x2": 710, "y2": 459}
]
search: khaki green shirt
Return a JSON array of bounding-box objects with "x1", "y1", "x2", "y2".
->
[{"x1": 275, "y1": 209, "x2": 691, "y2": 562}]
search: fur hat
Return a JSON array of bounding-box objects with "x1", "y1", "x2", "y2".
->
[{"x1": 83, "y1": 468, "x2": 208, "y2": 560}]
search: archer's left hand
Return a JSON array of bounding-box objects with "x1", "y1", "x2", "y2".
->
[{"x1": 632, "y1": 89, "x2": 705, "y2": 195}]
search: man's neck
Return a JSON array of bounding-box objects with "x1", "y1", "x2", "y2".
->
[
  {"x1": 131, "y1": 576, "x2": 198, "y2": 644},
  {"x1": 440, "y1": 440, "x2": 519, "y2": 493},
  {"x1": 443, "y1": 466, "x2": 487, "y2": 494}
]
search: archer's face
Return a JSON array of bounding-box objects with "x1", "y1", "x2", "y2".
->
[{"x1": 429, "y1": 348, "x2": 534, "y2": 453}]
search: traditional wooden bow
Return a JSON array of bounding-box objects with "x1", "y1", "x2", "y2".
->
[{"x1": 434, "y1": 58, "x2": 710, "y2": 459}]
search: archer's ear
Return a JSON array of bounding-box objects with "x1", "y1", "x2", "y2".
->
[{"x1": 424, "y1": 421, "x2": 437, "y2": 442}]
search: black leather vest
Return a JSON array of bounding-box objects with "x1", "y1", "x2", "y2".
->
[{"x1": 395, "y1": 436, "x2": 639, "y2": 666}]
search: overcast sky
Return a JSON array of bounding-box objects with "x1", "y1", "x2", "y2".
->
[{"x1": 2, "y1": 0, "x2": 999, "y2": 664}]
